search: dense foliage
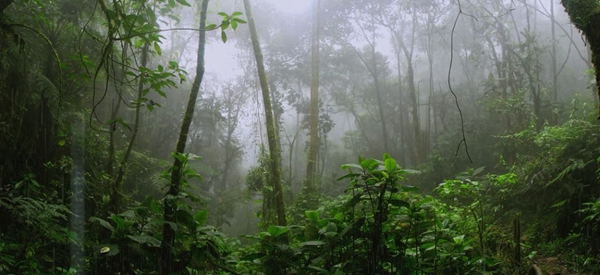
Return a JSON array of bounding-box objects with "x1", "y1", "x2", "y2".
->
[{"x1": 1, "y1": 0, "x2": 600, "y2": 274}]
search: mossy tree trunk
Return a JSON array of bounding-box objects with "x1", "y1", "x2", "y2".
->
[
  {"x1": 561, "y1": 0, "x2": 600, "y2": 118},
  {"x1": 160, "y1": 0, "x2": 209, "y2": 273},
  {"x1": 243, "y1": 0, "x2": 287, "y2": 227}
]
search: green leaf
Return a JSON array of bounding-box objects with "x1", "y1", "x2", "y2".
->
[
  {"x1": 341, "y1": 163, "x2": 362, "y2": 170},
  {"x1": 383, "y1": 153, "x2": 391, "y2": 161},
  {"x1": 154, "y1": 42, "x2": 162, "y2": 55},
  {"x1": 241, "y1": 252, "x2": 264, "y2": 261},
  {"x1": 305, "y1": 210, "x2": 320, "y2": 224},
  {"x1": 221, "y1": 21, "x2": 230, "y2": 30},
  {"x1": 232, "y1": 11, "x2": 243, "y2": 16},
  {"x1": 58, "y1": 139, "x2": 66, "y2": 146},
  {"x1": 389, "y1": 199, "x2": 410, "y2": 209},
  {"x1": 233, "y1": 18, "x2": 247, "y2": 24},
  {"x1": 360, "y1": 159, "x2": 379, "y2": 171},
  {"x1": 384, "y1": 158, "x2": 397, "y2": 172},
  {"x1": 472, "y1": 166, "x2": 486, "y2": 176},
  {"x1": 194, "y1": 209, "x2": 208, "y2": 226},
  {"x1": 167, "y1": 14, "x2": 180, "y2": 23},
  {"x1": 127, "y1": 235, "x2": 161, "y2": 247},
  {"x1": 206, "y1": 24, "x2": 217, "y2": 31},
  {"x1": 326, "y1": 222, "x2": 338, "y2": 233},
  {"x1": 89, "y1": 217, "x2": 115, "y2": 232},
  {"x1": 221, "y1": 31, "x2": 227, "y2": 43},
  {"x1": 175, "y1": 0, "x2": 191, "y2": 7},
  {"x1": 231, "y1": 20, "x2": 238, "y2": 31},
  {"x1": 267, "y1": 225, "x2": 288, "y2": 237}
]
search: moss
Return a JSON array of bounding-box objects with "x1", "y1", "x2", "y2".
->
[{"x1": 561, "y1": 0, "x2": 600, "y2": 30}]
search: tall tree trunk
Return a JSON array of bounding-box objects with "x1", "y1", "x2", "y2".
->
[
  {"x1": 306, "y1": 0, "x2": 320, "y2": 189},
  {"x1": 160, "y1": 0, "x2": 209, "y2": 273},
  {"x1": 371, "y1": 47, "x2": 389, "y2": 153},
  {"x1": 243, "y1": 0, "x2": 287, "y2": 227},
  {"x1": 107, "y1": 45, "x2": 128, "y2": 178},
  {"x1": 110, "y1": 43, "x2": 148, "y2": 214},
  {"x1": 550, "y1": 0, "x2": 558, "y2": 125},
  {"x1": 390, "y1": 29, "x2": 408, "y2": 166},
  {"x1": 561, "y1": 0, "x2": 600, "y2": 118}
]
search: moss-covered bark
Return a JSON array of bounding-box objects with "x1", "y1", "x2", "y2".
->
[
  {"x1": 561, "y1": 0, "x2": 600, "y2": 117},
  {"x1": 243, "y1": 0, "x2": 287, "y2": 227}
]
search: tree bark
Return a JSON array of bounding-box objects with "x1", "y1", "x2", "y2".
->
[
  {"x1": 0, "y1": 0, "x2": 13, "y2": 14},
  {"x1": 560, "y1": 0, "x2": 600, "y2": 118},
  {"x1": 243, "y1": 0, "x2": 287, "y2": 227},
  {"x1": 160, "y1": 0, "x2": 209, "y2": 273}
]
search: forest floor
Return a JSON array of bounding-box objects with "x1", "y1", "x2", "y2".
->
[{"x1": 534, "y1": 256, "x2": 585, "y2": 275}]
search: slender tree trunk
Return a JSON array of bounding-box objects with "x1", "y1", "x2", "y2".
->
[
  {"x1": 403, "y1": 49, "x2": 421, "y2": 165},
  {"x1": 390, "y1": 30, "x2": 407, "y2": 166},
  {"x1": 371, "y1": 47, "x2": 389, "y2": 153},
  {"x1": 426, "y1": 18, "x2": 434, "y2": 159},
  {"x1": 160, "y1": 0, "x2": 209, "y2": 273},
  {"x1": 110, "y1": 43, "x2": 148, "y2": 214},
  {"x1": 306, "y1": 0, "x2": 320, "y2": 189},
  {"x1": 243, "y1": 0, "x2": 287, "y2": 227},
  {"x1": 550, "y1": 0, "x2": 558, "y2": 125},
  {"x1": 107, "y1": 45, "x2": 128, "y2": 177}
]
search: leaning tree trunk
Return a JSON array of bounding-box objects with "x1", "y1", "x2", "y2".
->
[
  {"x1": 243, "y1": 0, "x2": 287, "y2": 227},
  {"x1": 561, "y1": 0, "x2": 600, "y2": 118},
  {"x1": 160, "y1": 0, "x2": 209, "y2": 273},
  {"x1": 306, "y1": 0, "x2": 321, "y2": 189}
]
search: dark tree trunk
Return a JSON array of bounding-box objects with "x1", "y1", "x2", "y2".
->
[
  {"x1": 561, "y1": 0, "x2": 600, "y2": 118},
  {"x1": 160, "y1": 0, "x2": 210, "y2": 273}
]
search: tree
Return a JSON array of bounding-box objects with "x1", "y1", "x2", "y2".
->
[
  {"x1": 306, "y1": 0, "x2": 321, "y2": 189},
  {"x1": 160, "y1": 0, "x2": 210, "y2": 273},
  {"x1": 243, "y1": 0, "x2": 287, "y2": 227},
  {"x1": 560, "y1": 0, "x2": 600, "y2": 118}
]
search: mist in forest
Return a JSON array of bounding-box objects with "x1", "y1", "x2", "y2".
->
[{"x1": 1, "y1": 0, "x2": 600, "y2": 274}]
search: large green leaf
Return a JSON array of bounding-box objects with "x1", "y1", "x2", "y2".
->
[
  {"x1": 267, "y1": 225, "x2": 289, "y2": 237},
  {"x1": 385, "y1": 157, "x2": 397, "y2": 173},
  {"x1": 194, "y1": 209, "x2": 208, "y2": 226},
  {"x1": 127, "y1": 235, "x2": 161, "y2": 247},
  {"x1": 305, "y1": 210, "x2": 320, "y2": 224},
  {"x1": 360, "y1": 159, "x2": 379, "y2": 171},
  {"x1": 89, "y1": 217, "x2": 115, "y2": 232}
]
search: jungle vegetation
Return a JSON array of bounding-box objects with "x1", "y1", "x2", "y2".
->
[{"x1": 1, "y1": 0, "x2": 600, "y2": 274}]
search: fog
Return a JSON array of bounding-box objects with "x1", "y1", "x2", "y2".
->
[{"x1": 1, "y1": 0, "x2": 599, "y2": 273}]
